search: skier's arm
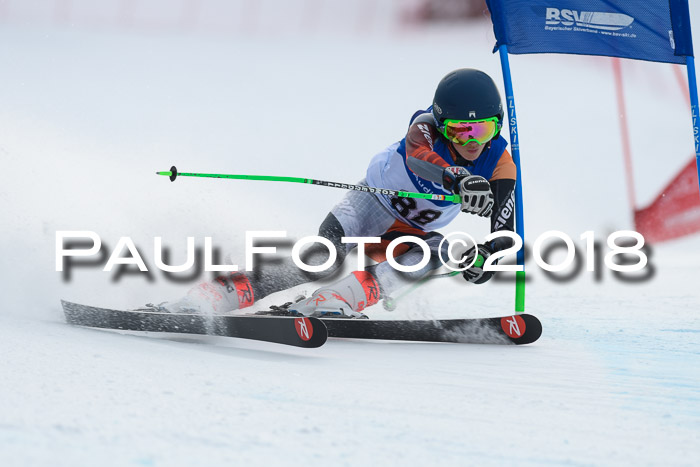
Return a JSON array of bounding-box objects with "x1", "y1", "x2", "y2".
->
[
  {"x1": 487, "y1": 150, "x2": 517, "y2": 250},
  {"x1": 461, "y1": 154, "x2": 516, "y2": 284},
  {"x1": 404, "y1": 113, "x2": 450, "y2": 183}
]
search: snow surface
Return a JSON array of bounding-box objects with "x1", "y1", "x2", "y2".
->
[{"x1": 1, "y1": 2, "x2": 700, "y2": 466}]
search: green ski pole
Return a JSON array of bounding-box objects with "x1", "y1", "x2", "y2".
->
[
  {"x1": 382, "y1": 271, "x2": 461, "y2": 311},
  {"x1": 381, "y1": 253, "x2": 489, "y2": 311},
  {"x1": 157, "y1": 166, "x2": 462, "y2": 204}
]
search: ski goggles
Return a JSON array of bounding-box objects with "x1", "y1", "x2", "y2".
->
[{"x1": 441, "y1": 117, "x2": 500, "y2": 146}]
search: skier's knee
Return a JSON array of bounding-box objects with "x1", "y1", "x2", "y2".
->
[
  {"x1": 296, "y1": 213, "x2": 347, "y2": 280},
  {"x1": 319, "y1": 212, "x2": 348, "y2": 270}
]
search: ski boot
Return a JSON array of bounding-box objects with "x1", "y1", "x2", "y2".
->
[
  {"x1": 142, "y1": 273, "x2": 256, "y2": 314},
  {"x1": 288, "y1": 271, "x2": 380, "y2": 319}
]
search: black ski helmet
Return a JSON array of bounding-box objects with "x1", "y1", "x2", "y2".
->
[{"x1": 432, "y1": 68, "x2": 504, "y2": 132}]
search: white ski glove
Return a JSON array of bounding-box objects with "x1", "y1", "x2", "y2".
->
[{"x1": 458, "y1": 175, "x2": 494, "y2": 217}]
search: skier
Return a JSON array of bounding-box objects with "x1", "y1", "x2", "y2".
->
[{"x1": 159, "y1": 68, "x2": 517, "y2": 317}]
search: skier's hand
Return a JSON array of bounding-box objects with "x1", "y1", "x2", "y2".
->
[
  {"x1": 458, "y1": 175, "x2": 494, "y2": 217},
  {"x1": 461, "y1": 243, "x2": 497, "y2": 284}
]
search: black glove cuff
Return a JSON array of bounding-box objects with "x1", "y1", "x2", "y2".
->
[
  {"x1": 487, "y1": 235, "x2": 515, "y2": 253},
  {"x1": 442, "y1": 166, "x2": 471, "y2": 193}
]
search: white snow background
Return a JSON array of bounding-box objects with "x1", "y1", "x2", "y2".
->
[{"x1": 1, "y1": 1, "x2": 699, "y2": 465}]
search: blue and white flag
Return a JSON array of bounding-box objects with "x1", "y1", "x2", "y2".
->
[{"x1": 486, "y1": 0, "x2": 693, "y2": 64}]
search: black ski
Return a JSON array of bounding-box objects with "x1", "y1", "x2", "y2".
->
[
  {"x1": 62, "y1": 300, "x2": 541, "y2": 346},
  {"x1": 61, "y1": 300, "x2": 327, "y2": 348},
  {"x1": 322, "y1": 314, "x2": 542, "y2": 345},
  {"x1": 256, "y1": 303, "x2": 541, "y2": 344}
]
